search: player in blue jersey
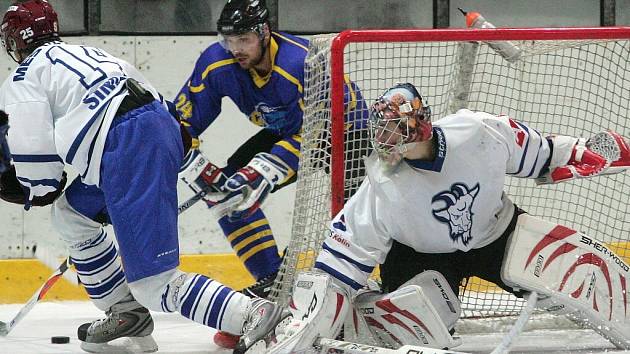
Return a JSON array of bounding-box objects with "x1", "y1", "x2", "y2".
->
[
  {"x1": 0, "y1": 1, "x2": 282, "y2": 353},
  {"x1": 176, "y1": 0, "x2": 368, "y2": 299},
  {"x1": 175, "y1": 0, "x2": 369, "y2": 348}
]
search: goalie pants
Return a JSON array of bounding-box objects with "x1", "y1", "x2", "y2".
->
[{"x1": 380, "y1": 206, "x2": 526, "y2": 298}]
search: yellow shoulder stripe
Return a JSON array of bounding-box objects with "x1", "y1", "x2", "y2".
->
[
  {"x1": 273, "y1": 66, "x2": 303, "y2": 93},
  {"x1": 273, "y1": 32, "x2": 308, "y2": 52},
  {"x1": 189, "y1": 58, "x2": 237, "y2": 93},
  {"x1": 344, "y1": 74, "x2": 357, "y2": 113}
]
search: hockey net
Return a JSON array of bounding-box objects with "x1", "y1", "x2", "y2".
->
[{"x1": 270, "y1": 27, "x2": 630, "y2": 332}]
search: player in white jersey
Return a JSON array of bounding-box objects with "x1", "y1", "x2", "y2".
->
[
  {"x1": 253, "y1": 82, "x2": 630, "y2": 352},
  {"x1": 0, "y1": 1, "x2": 281, "y2": 353}
]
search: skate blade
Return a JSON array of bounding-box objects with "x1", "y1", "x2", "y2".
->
[{"x1": 80, "y1": 335, "x2": 158, "y2": 353}]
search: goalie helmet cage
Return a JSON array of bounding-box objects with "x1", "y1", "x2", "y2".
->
[{"x1": 270, "y1": 27, "x2": 630, "y2": 331}]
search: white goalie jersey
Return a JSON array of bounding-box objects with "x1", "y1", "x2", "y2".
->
[
  {"x1": 316, "y1": 109, "x2": 554, "y2": 290},
  {"x1": 0, "y1": 41, "x2": 161, "y2": 200}
]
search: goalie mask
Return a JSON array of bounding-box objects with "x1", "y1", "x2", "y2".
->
[
  {"x1": 369, "y1": 83, "x2": 432, "y2": 167},
  {"x1": 1, "y1": 0, "x2": 59, "y2": 63}
]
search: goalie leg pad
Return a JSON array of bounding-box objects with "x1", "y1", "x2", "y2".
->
[
  {"x1": 353, "y1": 270, "x2": 462, "y2": 350},
  {"x1": 267, "y1": 271, "x2": 350, "y2": 353},
  {"x1": 502, "y1": 213, "x2": 630, "y2": 349}
]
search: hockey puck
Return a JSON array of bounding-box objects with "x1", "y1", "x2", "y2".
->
[{"x1": 51, "y1": 336, "x2": 70, "y2": 344}]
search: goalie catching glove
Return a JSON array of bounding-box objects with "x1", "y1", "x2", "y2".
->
[
  {"x1": 537, "y1": 130, "x2": 630, "y2": 184},
  {"x1": 223, "y1": 152, "x2": 290, "y2": 221}
]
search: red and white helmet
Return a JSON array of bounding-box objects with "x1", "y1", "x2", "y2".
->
[
  {"x1": 1, "y1": 0, "x2": 59, "y2": 63},
  {"x1": 369, "y1": 82, "x2": 432, "y2": 166}
]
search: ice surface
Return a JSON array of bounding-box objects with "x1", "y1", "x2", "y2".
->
[{"x1": 0, "y1": 301, "x2": 627, "y2": 353}]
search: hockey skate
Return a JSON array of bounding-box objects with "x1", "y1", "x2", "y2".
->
[
  {"x1": 214, "y1": 270, "x2": 282, "y2": 349},
  {"x1": 77, "y1": 299, "x2": 157, "y2": 353},
  {"x1": 233, "y1": 297, "x2": 283, "y2": 354},
  {"x1": 240, "y1": 270, "x2": 279, "y2": 298}
]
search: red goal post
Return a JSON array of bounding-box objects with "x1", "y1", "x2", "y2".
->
[{"x1": 272, "y1": 27, "x2": 630, "y2": 323}]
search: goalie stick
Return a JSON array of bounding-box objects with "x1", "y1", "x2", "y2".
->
[
  {"x1": 313, "y1": 293, "x2": 537, "y2": 354},
  {"x1": 0, "y1": 256, "x2": 72, "y2": 336},
  {"x1": 0, "y1": 191, "x2": 207, "y2": 337},
  {"x1": 316, "y1": 338, "x2": 469, "y2": 354},
  {"x1": 490, "y1": 291, "x2": 538, "y2": 354}
]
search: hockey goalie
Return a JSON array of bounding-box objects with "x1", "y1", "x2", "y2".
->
[{"x1": 233, "y1": 83, "x2": 630, "y2": 353}]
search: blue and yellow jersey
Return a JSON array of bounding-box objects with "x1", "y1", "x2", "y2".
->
[{"x1": 175, "y1": 31, "x2": 368, "y2": 176}]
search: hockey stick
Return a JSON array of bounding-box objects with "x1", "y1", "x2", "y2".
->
[
  {"x1": 490, "y1": 291, "x2": 538, "y2": 354},
  {"x1": 316, "y1": 338, "x2": 470, "y2": 354},
  {"x1": 178, "y1": 185, "x2": 243, "y2": 217},
  {"x1": 0, "y1": 256, "x2": 72, "y2": 336},
  {"x1": 0, "y1": 187, "x2": 219, "y2": 337},
  {"x1": 177, "y1": 187, "x2": 208, "y2": 214}
]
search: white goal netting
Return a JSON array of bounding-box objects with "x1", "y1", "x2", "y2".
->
[{"x1": 270, "y1": 28, "x2": 630, "y2": 328}]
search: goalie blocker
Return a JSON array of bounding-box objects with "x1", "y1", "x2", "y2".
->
[
  {"x1": 264, "y1": 271, "x2": 462, "y2": 353},
  {"x1": 502, "y1": 214, "x2": 630, "y2": 349}
]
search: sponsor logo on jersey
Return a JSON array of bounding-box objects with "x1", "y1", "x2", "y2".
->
[
  {"x1": 250, "y1": 102, "x2": 292, "y2": 133},
  {"x1": 331, "y1": 232, "x2": 350, "y2": 248},
  {"x1": 431, "y1": 182, "x2": 480, "y2": 246}
]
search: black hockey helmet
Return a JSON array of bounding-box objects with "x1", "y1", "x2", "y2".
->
[{"x1": 217, "y1": 0, "x2": 268, "y2": 36}]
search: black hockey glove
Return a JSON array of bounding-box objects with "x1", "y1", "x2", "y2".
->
[{"x1": 0, "y1": 164, "x2": 67, "y2": 207}]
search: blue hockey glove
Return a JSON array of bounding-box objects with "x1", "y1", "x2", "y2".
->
[{"x1": 224, "y1": 152, "x2": 289, "y2": 220}]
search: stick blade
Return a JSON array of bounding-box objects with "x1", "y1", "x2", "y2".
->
[{"x1": 0, "y1": 320, "x2": 8, "y2": 336}]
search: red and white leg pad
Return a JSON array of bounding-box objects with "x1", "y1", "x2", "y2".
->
[
  {"x1": 352, "y1": 271, "x2": 462, "y2": 350},
  {"x1": 502, "y1": 214, "x2": 630, "y2": 349},
  {"x1": 266, "y1": 271, "x2": 351, "y2": 353}
]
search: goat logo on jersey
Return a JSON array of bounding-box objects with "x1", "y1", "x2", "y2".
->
[
  {"x1": 431, "y1": 182, "x2": 480, "y2": 246},
  {"x1": 250, "y1": 102, "x2": 291, "y2": 134}
]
